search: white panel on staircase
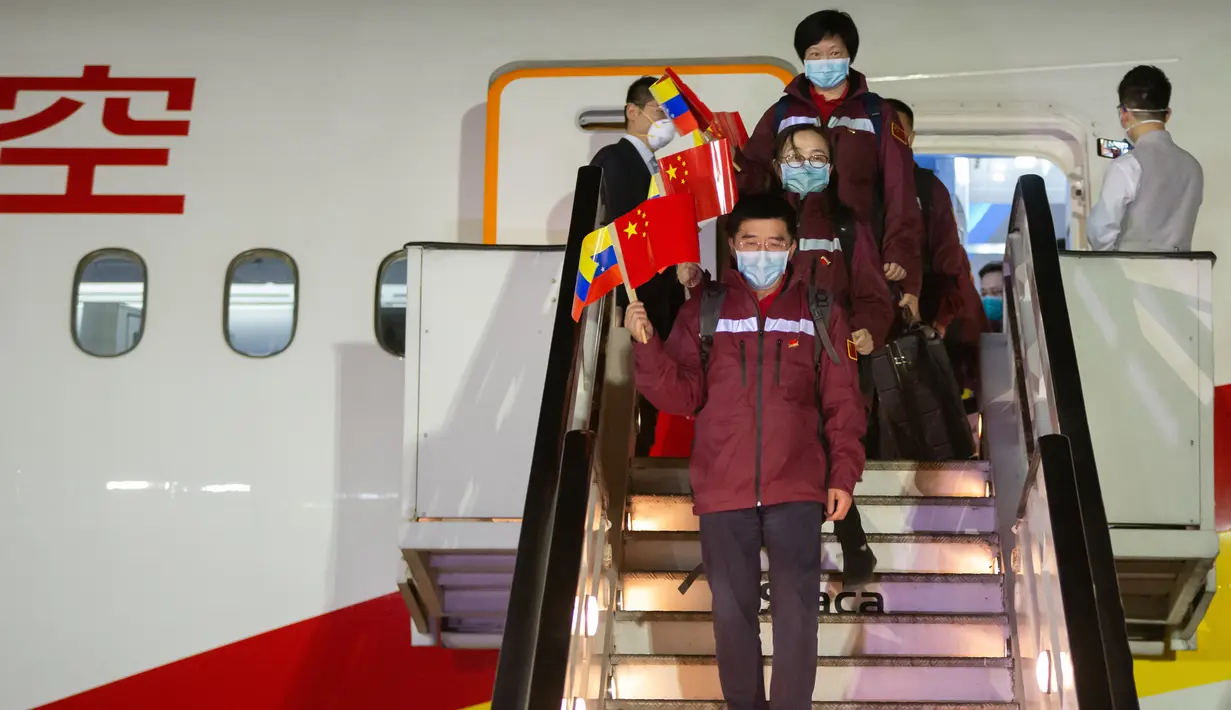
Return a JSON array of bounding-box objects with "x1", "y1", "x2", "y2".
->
[
  {"x1": 402, "y1": 244, "x2": 564, "y2": 520},
  {"x1": 621, "y1": 573, "x2": 1005, "y2": 615},
  {"x1": 609, "y1": 659, "x2": 1015, "y2": 702}
]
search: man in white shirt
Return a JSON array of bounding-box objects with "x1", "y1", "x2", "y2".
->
[{"x1": 1088, "y1": 65, "x2": 1203, "y2": 252}]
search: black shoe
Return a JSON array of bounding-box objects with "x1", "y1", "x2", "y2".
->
[{"x1": 843, "y1": 545, "x2": 877, "y2": 590}]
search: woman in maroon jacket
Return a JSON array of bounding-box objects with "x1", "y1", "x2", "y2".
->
[
  {"x1": 767, "y1": 122, "x2": 885, "y2": 587},
  {"x1": 769, "y1": 123, "x2": 894, "y2": 353}
]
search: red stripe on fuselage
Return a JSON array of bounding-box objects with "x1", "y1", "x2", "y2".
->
[{"x1": 36, "y1": 594, "x2": 498, "y2": 710}]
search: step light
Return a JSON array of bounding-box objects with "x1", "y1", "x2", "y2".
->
[
  {"x1": 572, "y1": 595, "x2": 600, "y2": 637},
  {"x1": 1036, "y1": 649, "x2": 1055, "y2": 694}
]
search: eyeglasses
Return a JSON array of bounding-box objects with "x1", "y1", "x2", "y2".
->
[{"x1": 781, "y1": 156, "x2": 829, "y2": 169}]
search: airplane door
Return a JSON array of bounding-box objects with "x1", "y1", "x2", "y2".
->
[{"x1": 485, "y1": 60, "x2": 795, "y2": 264}]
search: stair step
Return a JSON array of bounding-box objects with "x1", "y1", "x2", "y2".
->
[
  {"x1": 629, "y1": 459, "x2": 991, "y2": 498},
  {"x1": 612, "y1": 611, "x2": 1008, "y2": 657},
  {"x1": 627, "y1": 495, "x2": 996, "y2": 535},
  {"x1": 623, "y1": 532, "x2": 1000, "y2": 576},
  {"x1": 621, "y1": 571, "x2": 1004, "y2": 614},
  {"x1": 609, "y1": 655, "x2": 1014, "y2": 703},
  {"x1": 607, "y1": 702, "x2": 1019, "y2": 710}
]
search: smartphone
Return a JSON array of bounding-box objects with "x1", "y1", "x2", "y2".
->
[{"x1": 1098, "y1": 137, "x2": 1131, "y2": 159}]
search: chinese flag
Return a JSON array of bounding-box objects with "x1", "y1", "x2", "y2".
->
[
  {"x1": 710, "y1": 112, "x2": 749, "y2": 149},
  {"x1": 657, "y1": 138, "x2": 739, "y2": 223},
  {"x1": 611, "y1": 194, "x2": 699, "y2": 289}
]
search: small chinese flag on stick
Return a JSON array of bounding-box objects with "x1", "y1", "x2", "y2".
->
[
  {"x1": 657, "y1": 138, "x2": 738, "y2": 223},
  {"x1": 609, "y1": 194, "x2": 700, "y2": 290},
  {"x1": 607, "y1": 194, "x2": 699, "y2": 342}
]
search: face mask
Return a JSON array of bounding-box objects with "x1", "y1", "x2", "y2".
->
[
  {"x1": 1121, "y1": 108, "x2": 1166, "y2": 144},
  {"x1": 780, "y1": 163, "x2": 830, "y2": 195},
  {"x1": 645, "y1": 118, "x2": 677, "y2": 151},
  {"x1": 736, "y1": 250, "x2": 789, "y2": 290},
  {"x1": 983, "y1": 296, "x2": 1003, "y2": 322},
  {"x1": 804, "y1": 58, "x2": 850, "y2": 90}
]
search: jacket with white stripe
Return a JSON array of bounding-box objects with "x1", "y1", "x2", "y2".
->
[
  {"x1": 785, "y1": 190, "x2": 894, "y2": 351},
  {"x1": 632, "y1": 264, "x2": 866, "y2": 516},
  {"x1": 736, "y1": 70, "x2": 925, "y2": 297}
]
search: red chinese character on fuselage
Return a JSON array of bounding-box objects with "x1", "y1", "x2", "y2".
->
[{"x1": 0, "y1": 65, "x2": 195, "y2": 214}]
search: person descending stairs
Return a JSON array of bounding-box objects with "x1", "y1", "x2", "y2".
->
[{"x1": 606, "y1": 456, "x2": 1015, "y2": 708}]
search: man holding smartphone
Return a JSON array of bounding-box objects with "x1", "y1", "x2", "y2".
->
[{"x1": 1088, "y1": 65, "x2": 1203, "y2": 252}]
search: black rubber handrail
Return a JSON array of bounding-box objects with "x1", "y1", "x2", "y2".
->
[
  {"x1": 490, "y1": 165, "x2": 604, "y2": 710},
  {"x1": 1009, "y1": 175, "x2": 1140, "y2": 709}
]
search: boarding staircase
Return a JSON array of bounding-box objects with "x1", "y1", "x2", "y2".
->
[
  {"x1": 609, "y1": 458, "x2": 1014, "y2": 707},
  {"x1": 389, "y1": 168, "x2": 1223, "y2": 710}
]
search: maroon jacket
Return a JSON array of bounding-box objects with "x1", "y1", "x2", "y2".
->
[
  {"x1": 916, "y1": 170, "x2": 987, "y2": 342},
  {"x1": 786, "y1": 191, "x2": 894, "y2": 350},
  {"x1": 736, "y1": 70, "x2": 925, "y2": 296},
  {"x1": 633, "y1": 266, "x2": 866, "y2": 516}
]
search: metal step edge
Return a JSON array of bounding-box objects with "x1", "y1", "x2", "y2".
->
[
  {"x1": 627, "y1": 494, "x2": 995, "y2": 507},
  {"x1": 622, "y1": 571, "x2": 1003, "y2": 584},
  {"x1": 610, "y1": 655, "x2": 1013, "y2": 668},
  {"x1": 605, "y1": 702, "x2": 1019, "y2": 710},
  {"x1": 624, "y1": 532, "x2": 999, "y2": 545},
  {"x1": 630, "y1": 459, "x2": 992, "y2": 473},
  {"x1": 614, "y1": 611, "x2": 1008, "y2": 625}
]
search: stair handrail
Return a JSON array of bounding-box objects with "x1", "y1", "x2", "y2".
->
[
  {"x1": 490, "y1": 165, "x2": 608, "y2": 710},
  {"x1": 1006, "y1": 175, "x2": 1140, "y2": 709}
]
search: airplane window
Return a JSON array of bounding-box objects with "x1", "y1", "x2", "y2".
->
[
  {"x1": 375, "y1": 251, "x2": 407, "y2": 357},
  {"x1": 224, "y1": 249, "x2": 298, "y2": 358},
  {"x1": 915, "y1": 153, "x2": 1071, "y2": 278},
  {"x1": 72, "y1": 249, "x2": 147, "y2": 358}
]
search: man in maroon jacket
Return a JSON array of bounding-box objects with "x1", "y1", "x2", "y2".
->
[
  {"x1": 626, "y1": 194, "x2": 865, "y2": 710},
  {"x1": 883, "y1": 99, "x2": 987, "y2": 342},
  {"x1": 735, "y1": 9, "x2": 924, "y2": 318},
  {"x1": 886, "y1": 98, "x2": 987, "y2": 408}
]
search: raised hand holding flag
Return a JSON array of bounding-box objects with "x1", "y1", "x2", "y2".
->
[{"x1": 607, "y1": 193, "x2": 700, "y2": 342}]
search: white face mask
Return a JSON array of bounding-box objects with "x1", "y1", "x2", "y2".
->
[
  {"x1": 646, "y1": 118, "x2": 677, "y2": 151},
  {"x1": 1121, "y1": 107, "x2": 1166, "y2": 144}
]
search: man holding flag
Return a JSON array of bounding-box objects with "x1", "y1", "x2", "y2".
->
[{"x1": 626, "y1": 194, "x2": 865, "y2": 710}]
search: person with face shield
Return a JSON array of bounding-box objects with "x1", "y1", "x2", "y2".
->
[
  {"x1": 1088, "y1": 65, "x2": 1203, "y2": 251},
  {"x1": 728, "y1": 9, "x2": 925, "y2": 321},
  {"x1": 591, "y1": 75, "x2": 684, "y2": 455},
  {"x1": 627, "y1": 193, "x2": 865, "y2": 710}
]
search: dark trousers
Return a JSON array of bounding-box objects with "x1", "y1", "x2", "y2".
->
[{"x1": 699, "y1": 502, "x2": 823, "y2": 710}]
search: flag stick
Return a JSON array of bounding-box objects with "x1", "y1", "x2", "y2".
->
[{"x1": 607, "y1": 224, "x2": 648, "y2": 344}]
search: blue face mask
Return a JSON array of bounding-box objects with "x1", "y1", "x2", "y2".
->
[
  {"x1": 736, "y1": 250, "x2": 790, "y2": 290},
  {"x1": 804, "y1": 58, "x2": 850, "y2": 90},
  {"x1": 983, "y1": 296, "x2": 1003, "y2": 322},
  {"x1": 781, "y1": 163, "x2": 830, "y2": 195}
]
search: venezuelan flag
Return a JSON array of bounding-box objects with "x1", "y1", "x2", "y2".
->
[
  {"x1": 571, "y1": 225, "x2": 623, "y2": 321},
  {"x1": 649, "y1": 76, "x2": 700, "y2": 136}
]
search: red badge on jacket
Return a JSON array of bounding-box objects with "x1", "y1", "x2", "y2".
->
[
  {"x1": 891, "y1": 121, "x2": 910, "y2": 145},
  {"x1": 819, "y1": 255, "x2": 831, "y2": 266}
]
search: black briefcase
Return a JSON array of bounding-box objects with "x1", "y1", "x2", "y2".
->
[{"x1": 868, "y1": 317, "x2": 975, "y2": 461}]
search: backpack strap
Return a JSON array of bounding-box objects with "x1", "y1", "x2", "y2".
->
[
  {"x1": 861, "y1": 92, "x2": 884, "y2": 152},
  {"x1": 915, "y1": 165, "x2": 933, "y2": 226},
  {"x1": 914, "y1": 165, "x2": 936, "y2": 276},
  {"x1": 771, "y1": 96, "x2": 791, "y2": 138},
  {"x1": 807, "y1": 261, "x2": 842, "y2": 366},
  {"x1": 698, "y1": 281, "x2": 727, "y2": 372}
]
